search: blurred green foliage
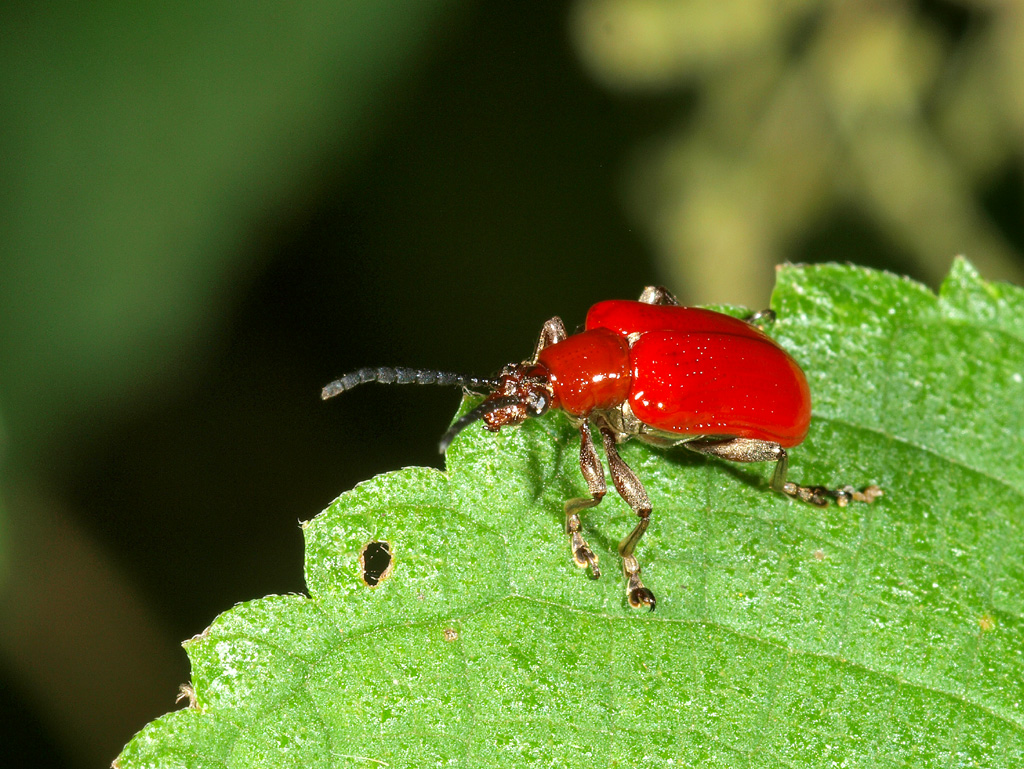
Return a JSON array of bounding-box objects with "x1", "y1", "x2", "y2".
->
[
  {"x1": 0, "y1": 1, "x2": 457, "y2": 470},
  {"x1": 572, "y1": 0, "x2": 1024, "y2": 305}
]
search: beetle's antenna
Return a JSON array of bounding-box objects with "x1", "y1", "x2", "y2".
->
[
  {"x1": 321, "y1": 367, "x2": 499, "y2": 400},
  {"x1": 438, "y1": 395, "x2": 519, "y2": 454}
]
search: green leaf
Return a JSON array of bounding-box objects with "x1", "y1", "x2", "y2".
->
[{"x1": 116, "y1": 261, "x2": 1024, "y2": 768}]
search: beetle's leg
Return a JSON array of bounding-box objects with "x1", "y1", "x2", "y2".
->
[
  {"x1": 564, "y1": 421, "x2": 605, "y2": 579},
  {"x1": 638, "y1": 286, "x2": 680, "y2": 306},
  {"x1": 768, "y1": 448, "x2": 883, "y2": 506},
  {"x1": 532, "y1": 317, "x2": 568, "y2": 362},
  {"x1": 743, "y1": 309, "x2": 776, "y2": 329},
  {"x1": 596, "y1": 424, "x2": 656, "y2": 611},
  {"x1": 685, "y1": 438, "x2": 883, "y2": 507}
]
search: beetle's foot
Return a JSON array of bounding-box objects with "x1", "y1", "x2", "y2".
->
[
  {"x1": 570, "y1": 533, "x2": 601, "y2": 579},
  {"x1": 623, "y1": 555, "x2": 656, "y2": 611},
  {"x1": 833, "y1": 484, "x2": 884, "y2": 507},
  {"x1": 782, "y1": 482, "x2": 883, "y2": 508},
  {"x1": 566, "y1": 512, "x2": 601, "y2": 578},
  {"x1": 782, "y1": 482, "x2": 830, "y2": 507},
  {"x1": 629, "y1": 585, "x2": 656, "y2": 611}
]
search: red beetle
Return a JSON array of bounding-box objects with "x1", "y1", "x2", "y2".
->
[{"x1": 323, "y1": 286, "x2": 880, "y2": 610}]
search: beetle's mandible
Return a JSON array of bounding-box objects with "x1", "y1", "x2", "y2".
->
[{"x1": 322, "y1": 286, "x2": 881, "y2": 610}]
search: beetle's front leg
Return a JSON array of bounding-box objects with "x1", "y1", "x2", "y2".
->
[
  {"x1": 596, "y1": 423, "x2": 657, "y2": 611},
  {"x1": 532, "y1": 317, "x2": 568, "y2": 362},
  {"x1": 685, "y1": 438, "x2": 883, "y2": 507},
  {"x1": 564, "y1": 421, "x2": 604, "y2": 579}
]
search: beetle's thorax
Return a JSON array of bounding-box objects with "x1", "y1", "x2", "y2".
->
[
  {"x1": 536, "y1": 328, "x2": 631, "y2": 417},
  {"x1": 477, "y1": 322, "x2": 636, "y2": 431}
]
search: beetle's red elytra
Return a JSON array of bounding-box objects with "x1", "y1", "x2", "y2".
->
[{"x1": 323, "y1": 286, "x2": 881, "y2": 610}]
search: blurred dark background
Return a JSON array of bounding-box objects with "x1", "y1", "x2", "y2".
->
[{"x1": 2, "y1": 2, "x2": 1023, "y2": 767}]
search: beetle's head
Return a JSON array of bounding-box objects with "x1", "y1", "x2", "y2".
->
[{"x1": 438, "y1": 362, "x2": 553, "y2": 452}]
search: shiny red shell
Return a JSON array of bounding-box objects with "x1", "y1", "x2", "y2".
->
[{"x1": 536, "y1": 300, "x2": 812, "y2": 448}]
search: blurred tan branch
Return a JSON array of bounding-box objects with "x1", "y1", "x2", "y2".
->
[
  {"x1": 572, "y1": 0, "x2": 1024, "y2": 306},
  {"x1": 0, "y1": 488, "x2": 183, "y2": 768}
]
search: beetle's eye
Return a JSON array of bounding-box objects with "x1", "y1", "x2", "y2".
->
[{"x1": 526, "y1": 389, "x2": 549, "y2": 416}]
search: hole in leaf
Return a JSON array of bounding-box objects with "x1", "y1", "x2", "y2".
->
[{"x1": 360, "y1": 541, "x2": 393, "y2": 587}]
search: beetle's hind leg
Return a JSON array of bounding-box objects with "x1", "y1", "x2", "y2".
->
[
  {"x1": 638, "y1": 286, "x2": 679, "y2": 306},
  {"x1": 769, "y1": 448, "x2": 883, "y2": 506},
  {"x1": 743, "y1": 309, "x2": 776, "y2": 329},
  {"x1": 685, "y1": 438, "x2": 883, "y2": 507},
  {"x1": 565, "y1": 421, "x2": 605, "y2": 579},
  {"x1": 638, "y1": 287, "x2": 779, "y2": 334}
]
